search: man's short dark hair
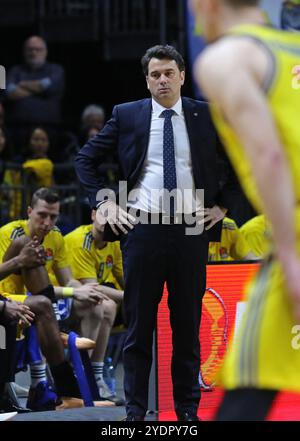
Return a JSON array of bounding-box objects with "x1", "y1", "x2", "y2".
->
[
  {"x1": 141, "y1": 45, "x2": 185, "y2": 76},
  {"x1": 30, "y1": 187, "x2": 60, "y2": 208},
  {"x1": 224, "y1": 0, "x2": 259, "y2": 7}
]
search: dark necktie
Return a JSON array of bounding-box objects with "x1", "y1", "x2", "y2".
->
[
  {"x1": 161, "y1": 109, "x2": 177, "y2": 191},
  {"x1": 161, "y1": 109, "x2": 177, "y2": 215}
]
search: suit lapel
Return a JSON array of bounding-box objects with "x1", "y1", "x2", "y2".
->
[
  {"x1": 182, "y1": 97, "x2": 206, "y2": 185},
  {"x1": 134, "y1": 98, "x2": 152, "y2": 161},
  {"x1": 128, "y1": 99, "x2": 152, "y2": 186}
]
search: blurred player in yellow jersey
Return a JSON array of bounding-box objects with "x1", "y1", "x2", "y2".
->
[
  {"x1": 191, "y1": 0, "x2": 300, "y2": 420},
  {"x1": 64, "y1": 210, "x2": 125, "y2": 404}
]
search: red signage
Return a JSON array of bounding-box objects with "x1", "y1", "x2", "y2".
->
[{"x1": 156, "y1": 262, "x2": 300, "y2": 420}]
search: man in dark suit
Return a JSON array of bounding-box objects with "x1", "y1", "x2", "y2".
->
[{"x1": 75, "y1": 45, "x2": 236, "y2": 421}]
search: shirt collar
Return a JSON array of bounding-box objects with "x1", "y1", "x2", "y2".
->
[{"x1": 151, "y1": 97, "x2": 182, "y2": 117}]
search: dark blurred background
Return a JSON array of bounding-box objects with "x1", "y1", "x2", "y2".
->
[{"x1": 0, "y1": 0, "x2": 193, "y2": 131}]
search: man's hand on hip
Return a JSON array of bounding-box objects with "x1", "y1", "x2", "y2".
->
[
  {"x1": 197, "y1": 205, "x2": 227, "y2": 231},
  {"x1": 97, "y1": 200, "x2": 136, "y2": 235}
]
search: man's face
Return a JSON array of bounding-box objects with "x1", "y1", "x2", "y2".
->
[
  {"x1": 27, "y1": 199, "x2": 60, "y2": 240},
  {"x1": 84, "y1": 114, "x2": 105, "y2": 131},
  {"x1": 146, "y1": 58, "x2": 185, "y2": 106},
  {"x1": 24, "y1": 37, "x2": 47, "y2": 68}
]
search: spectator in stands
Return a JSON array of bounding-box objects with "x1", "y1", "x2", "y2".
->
[
  {"x1": 6, "y1": 36, "x2": 65, "y2": 155},
  {"x1": 81, "y1": 104, "x2": 105, "y2": 132},
  {"x1": 87, "y1": 126, "x2": 99, "y2": 140},
  {"x1": 78, "y1": 104, "x2": 106, "y2": 147},
  {"x1": 240, "y1": 214, "x2": 271, "y2": 258},
  {"x1": 0, "y1": 127, "x2": 20, "y2": 223},
  {"x1": 0, "y1": 187, "x2": 110, "y2": 409},
  {"x1": 208, "y1": 217, "x2": 259, "y2": 262},
  {"x1": 23, "y1": 127, "x2": 54, "y2": 188},
  {"x1": 64, "y1": 209, "x2": 124, "y2": 404}
]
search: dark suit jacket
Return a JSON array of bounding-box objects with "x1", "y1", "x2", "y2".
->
[{"x1": 75, "y1": 97, "x2": 237, "y2": 241}]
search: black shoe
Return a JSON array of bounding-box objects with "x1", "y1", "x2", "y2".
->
[
  {"x1": 123, "y1": 415, "x2": 145, "y2": 421},
  {"x1": 0, "y1": 397, "x2": 32, "y2": 414},
  {"x1": 176, "y1": 411, "x2": 200, "y2": 421},
  {"x1": 100, "y1": 395, "x2": 125, "y2": 406}
]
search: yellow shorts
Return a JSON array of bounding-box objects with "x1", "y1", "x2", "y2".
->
[{"x1": 219, "y1": 210, "x2": 300, "y2": 392}]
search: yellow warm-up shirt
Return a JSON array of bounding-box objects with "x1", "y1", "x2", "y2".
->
[
  {"x1": 240, "y1": 215, "x2": 271, "y2": 258},
  {"x1": 208, "y1": 217, "x2": 251, "y2": 261},
  {"x1": 0, "y1": 219, "x2": 69, "y2": 294},
  {"x1": 23, "y1": 158, "x2": 54, "y2": 187},
  {"x1": 64, "y1": 224, "x2": 123, "y2": 286}
]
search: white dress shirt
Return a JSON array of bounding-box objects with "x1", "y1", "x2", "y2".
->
[{"x1": 127, "y1": 98, "x2": 201, "y2": 214}]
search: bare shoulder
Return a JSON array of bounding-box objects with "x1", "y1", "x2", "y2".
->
[{"x1": 195, "y1": 37, "x2": 269, "y2": 95}]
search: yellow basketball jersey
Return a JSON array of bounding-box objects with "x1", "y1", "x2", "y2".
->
[
  {"x1": 240, "y1": 215, "x2": 271, "y2": 258},
  {"x1": 0, "y1": 220, "x2": 69, "y2": 294},
  {"x1": 64, "y1": 224, "x2": 123, "y2": 287},
  {"x1": 210, "y1": 25, "x2": 300, "y2": 392},
  {"x1": 210, "y1": 24, "x2": 300, "y2": 215},
  {"x1": 208, "y1": 217, "x2": 251, "y2": 261}
]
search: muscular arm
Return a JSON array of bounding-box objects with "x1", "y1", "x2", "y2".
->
[
  {"x1": 0, "y1": 257, "x2": 23, "y2": 280},
  {"x1": 1, "y1": 237, "x2": 46, "y2": 279},
  {"x1": 80, "y1": 277, "x2": 123, "y2": 304},
  {"x1": 52, "y1": 266, "x2": 109, "y2": 304},
  {"x1": 52, "y1": 265, "x2": 81, "y2": 297}
]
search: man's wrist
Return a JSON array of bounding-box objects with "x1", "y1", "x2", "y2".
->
[
  {"x1": 14, "y1": 256, "x2": 23, "y2": 269},
  {"x1": 62, "y1": 287, "x2": 74, "y2": 297}
]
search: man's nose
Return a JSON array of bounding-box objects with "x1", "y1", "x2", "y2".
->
[
  {"x1": 43, "y1": 217, "x2": 51, "y2": 227},
  {"x1": 159, "y1": 74, "x2": 168, "y2": 83}
]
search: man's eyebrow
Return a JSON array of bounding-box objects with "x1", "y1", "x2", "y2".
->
[
  {"x1": 37, "y1": 211, "x2": 59, "y2": 215},
  {"x1": 150, "y1": 68, "x2": 176, "y2": 74}
]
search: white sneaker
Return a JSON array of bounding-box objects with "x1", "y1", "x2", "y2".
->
[
  {"x1": 12, "y1": 382, "x2": 29, "y2": 398},
  {"x1": 98, "y1": 379, "x2": 113, "y2": 399},
  {"x1": 97, "y1": 379, "x2": 125, "y2": 406},
  {"x1": 0, "y1": 412, "x2": 18, "y2": 421}
]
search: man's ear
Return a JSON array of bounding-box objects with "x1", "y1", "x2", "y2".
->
[
  {"x1": 146, "y1": 77, "x2": 150, "y2": 90},
  {"x1": 27, "y1": 206, "x2": 32, "y2": 217},
  {"x1": 180, "y1": 70, "x2": 185, "y2": 86}
]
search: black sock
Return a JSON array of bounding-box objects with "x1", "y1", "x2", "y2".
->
[
  {"x1": 36, "y1": 285, "x2": 56, "y2": 303},
  {"x1": 50, "y1": 361, "x2": 81, "y2": 398}
]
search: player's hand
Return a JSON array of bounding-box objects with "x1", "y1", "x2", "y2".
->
[
  {"x1": 74, "y1": 283, "x2": 110, "y2": 305},
  {"x1": 197, "y1": 205, "x2": 227, "y2": 231},
  {"x1": 3, "y1": 300, "x2": 35, "y2": 326},
  {"x1": 17, "y1": 236, "x2": 46, "y2": 268},
  {"x1": 97, "y1": 200, "x2": 136, "y2": 235}
]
